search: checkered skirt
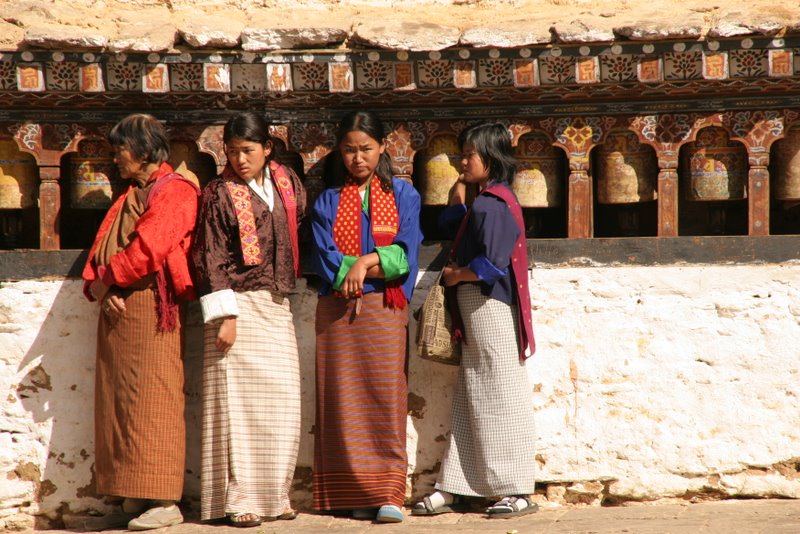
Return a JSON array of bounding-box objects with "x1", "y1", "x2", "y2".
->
[
  {"x1": 95, "y1": 287, "x2": 185, "y2": 501},
  {"x1": 435, "y1": 284, "x2": 536, "y2": 497},
  {"x1": 201, "y1": 290, "x2": 301, "y2": 520}
]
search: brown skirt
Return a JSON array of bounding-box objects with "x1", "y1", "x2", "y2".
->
[
  {"x1": 313, "y1": 292, "x2": 409, "y2": 510},
  {"x1": 94, "y1": 287, "x2": 185, "y2": 501}
]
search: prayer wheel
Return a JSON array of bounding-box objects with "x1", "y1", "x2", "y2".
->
[
  {"x1": 596, "y1": 131, "x2": 657, "y2": 204},
  {"x1": 683, "y1": 127, "x2": 747, "y2": 201},
  {"x1": 168, "y1": 140, "x2": 215, "y2": 188},
  {"x1": 71, "y1": 139, "x2": 119, "y2": 209},
  {"x1": 772, "y1": 126, "x2": 800, "y2": 200},
  {"x1": 0, "y1": 138, "x2": 37, "y2": 209},
  {"x1": 513, "y1": 132, "x2": 564, "y2": 207},
  {"x1": 416, "y1": 135, "x2": 461, "y2": 206}
]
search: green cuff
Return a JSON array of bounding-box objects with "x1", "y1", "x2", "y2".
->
[
  {"x1": 333, "y1": 255, "x2": 358, "y2": 291},
  {"x1": 375, "y1": 244, "x2": 410, "y2": 281}
]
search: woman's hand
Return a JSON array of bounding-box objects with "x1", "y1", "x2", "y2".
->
[
  {"x1": 90, "y1": 278, "x2": 110, "y2": 301},
  {"x1": 102, "y1": 294, "x2": 126, "y2": 320},
  {"x1": 442, "y1": 262, "x2": 478, "y2": 287},
  {"x1": 342, "y1": 258, "x2": 369, "y2": 297},
  {"x1": 442, "y1": 263, "x2": 460, "y2": 287},
  {"x1": 216, "y1": 317, "x2": 237, "y2": 354},
  {"x1": 448, "y1": 175, "x2": 467, "y2": 206}
]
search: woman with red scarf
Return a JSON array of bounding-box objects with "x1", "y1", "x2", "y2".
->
[
  {"x1": 311, "y1": 110, "x2": 422, "y2": 523},
  {"x1": 82, "y1": 114, "x2": 199, "y2": 530}
]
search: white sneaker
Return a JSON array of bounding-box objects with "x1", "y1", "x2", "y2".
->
[{"x1": 127, "y1": 505, "x2": 183, "y2": 530}]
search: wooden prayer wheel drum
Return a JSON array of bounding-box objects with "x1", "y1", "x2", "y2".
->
[
  {"x1": 772, "y1": 126, "x2": 800, "y2": 200},
  {"x1": 683, "y1": 127, "x2": 748, "y2": 201},
  {"x1": 71, "y1": 139, "x2": 119, "y2": 209},
  {"x1": 513, "y1": 132, "x2": 564, "y2": 207},
  {"x1": 168, "y1": 140, "x2": 215, "y2": 188},
  {"x1": 0, "y1": 139, "x2": 37, "y2": 209},
  {"x1": 416, "y1": 135, "x2": 461, "y2": 206},
  {"x1": 596, "y1": 131, "x2": 658, "y2": 204}
]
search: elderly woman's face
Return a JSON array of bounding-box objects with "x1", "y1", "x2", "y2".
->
[
  {"x1": 225, "y1": 138, "x2": 271, "y2": 181},
  {"x1": 112, "y1": 145, "x2": 146, "y2": 181}
]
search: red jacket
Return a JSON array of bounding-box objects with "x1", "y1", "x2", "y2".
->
[{"x1": 82, "y1": 162, "x2": 200, "y2": 302}]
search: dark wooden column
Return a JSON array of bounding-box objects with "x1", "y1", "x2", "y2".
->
[
  {"x1": 657, "y1": 158, "x2": 679, "y2": 237},
  {"x1": 747, "y1": 162, "x2": 770, "y2": 236},
  {"x1": 567, "y1": 163, "x2": 592, "y2": 238},
  {"x1": 725, "y1": 111, "x2": 785, "y2": 236},
  {"x1": 13, "y1": 123, "x2": 84, "y2": 250},
  {"x1": 38, "y1": 167, "x2": 61, "y2": 250},
  {"x1": 549, "y1": 117, "x2": 598, "y2": 239}
]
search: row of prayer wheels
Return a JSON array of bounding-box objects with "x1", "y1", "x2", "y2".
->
[
  {"x1": 0, "y1": 138, "x2": 216, "y2": 209},
  {"x1": 1, "y1": 126, "x2": 800, "y2": 210},
  {"x1": 416, "y1": 126, "x2": 775, "y2": 206}
]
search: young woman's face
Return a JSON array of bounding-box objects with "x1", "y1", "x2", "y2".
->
[
  {"x1": 112, "y1": 145, "x2": 147, "y2": 181},
  {"x1": 225, "y1": 138, "x2": 271, "y2": 181},
  {"x1": 460, "y1": 142, "x2": 490, "y2": 186},
  {"x1": 339, "y1": 130, "x2": 385, "y2": 184}
]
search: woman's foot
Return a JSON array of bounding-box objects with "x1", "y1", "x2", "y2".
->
[
  {"x1": 228, "y1": 512, "x2": 262, "y2": 528},
  {"x1": 412, "y1": 490, "x2": 463, "y2": 516},
  {"x1": 486, "y1": 496, "x2": 539, "y2": 519},
  {"x1": 127, "y1": 504, "x2": 184, "y2": 530},
  {"x1": 376, "y1": 505, "x2": 404, "y2": 523}
]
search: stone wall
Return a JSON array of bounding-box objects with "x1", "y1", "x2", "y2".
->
[{"x1": 3, "y1": 263, "x2": 800, "y2": 528}]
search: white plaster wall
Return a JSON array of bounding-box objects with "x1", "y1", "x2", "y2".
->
[{"x1": 2, "y1": 263, "x2": 800, "y2": 525}]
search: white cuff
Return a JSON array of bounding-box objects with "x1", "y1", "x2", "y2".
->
[{"x1": 200, "y1": 289, "x2": 239, "y2": 323}]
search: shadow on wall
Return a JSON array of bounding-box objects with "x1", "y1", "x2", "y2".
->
[
  {"x1": 12, "y1": 278, "x2": 206, "y2": 528},
  {"x1": 14, "y1": 279, "x2": 100, "y2": 528}
]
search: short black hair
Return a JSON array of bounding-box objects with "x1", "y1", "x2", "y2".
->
[
  {"x1": 458, "y1": 122, "x2": 517, "y2": 185},
  {"x1": 108, "y1": 113, "x2": 170, "y2": 164}
]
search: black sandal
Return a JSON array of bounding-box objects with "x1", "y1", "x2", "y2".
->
[
  {"x1": 486, "y1": 496, "x2": 539, "y2": 519},
  {"x1": 411, "y1": 492, "x2": 467, "y2": 516}
]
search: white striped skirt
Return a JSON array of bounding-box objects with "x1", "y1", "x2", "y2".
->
[{"x1": 201, "y1": 290, "x2": 301, "y2": 520}]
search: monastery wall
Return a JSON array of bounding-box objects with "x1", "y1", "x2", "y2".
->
[{"x1": 3, "y1": 263, "x2": 800, "y2": 528}]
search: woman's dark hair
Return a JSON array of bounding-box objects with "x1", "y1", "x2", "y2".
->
[
  {"x1": 223, "y1": 111, "x2": 272, "y2": 152},
  {"x1": 108, "y1": 113, "x2": 170, "y2": 164},
  {"x1": 458, "y1": 122, "x2": 517, "y2": 185},
  {"x1": 333, "y1": 110, "x2": 394, "y2": 191}
]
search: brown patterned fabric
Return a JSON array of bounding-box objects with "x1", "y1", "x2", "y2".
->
[
  {"x1": 313, "y1": 292, "x2": 409, "y2": 510},
  {"x1": 192, "y1": 169, "x2": 306, "y2": 296},
  {"x1": 94, "y1": 287, "x2": 185, "y2": 501}
]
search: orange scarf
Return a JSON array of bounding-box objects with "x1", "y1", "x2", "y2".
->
[
  {"x1": 222, "y1": 160, "x2": 300, "y2": 276},
  {"x1": 332, "y1": 175, "x2": 406, "y2": 309}
]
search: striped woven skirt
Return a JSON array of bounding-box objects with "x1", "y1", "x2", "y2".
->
[
  {"x1": 95, "y1": 287, "x2": 186, "y2": 501},
  {"x1": 313, "y1": 292, "x2": 409, "y2": 510},
  {"x1": 201, "y1": 290, "x2": 301, "y2": 520},
  {"x1": 436, "y1": 284, "x2": 536, "y2": 497}
]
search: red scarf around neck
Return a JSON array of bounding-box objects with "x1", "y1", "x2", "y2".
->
[{"x1": 332, "y1": 174, "x2": 406, "y2": 309}]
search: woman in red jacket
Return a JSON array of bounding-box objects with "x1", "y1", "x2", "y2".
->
[{"x1": 82, "y1": 114, "x2": 200, "y2": 531}]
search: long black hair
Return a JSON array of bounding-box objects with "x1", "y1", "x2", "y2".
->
[
  {"x1": 458, "y1": 122, "x2": 517, "y2": 185},
  {"x1": 332, "y1": 110, "x2": 394, "y2": 192},
  {"x1": 223, "y1": 111, "x2": 273, "y2": 160}
]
